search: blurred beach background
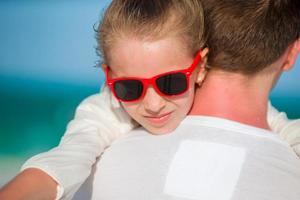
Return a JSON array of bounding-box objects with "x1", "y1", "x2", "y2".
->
[{"x1": 0, "y1": 0, "x2": 299, "y2": 187}]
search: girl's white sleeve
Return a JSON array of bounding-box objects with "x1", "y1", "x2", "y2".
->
[
  {"x1": 21, "y1": 85, "x2": 137, "y2": 200},
  {"x1": 267, "y1": 101, "x2": 300, "y2": 157}
]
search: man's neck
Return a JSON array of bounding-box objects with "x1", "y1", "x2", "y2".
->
[{"x1": 189, "y1": 71, "x2": 271, "y2": 130}]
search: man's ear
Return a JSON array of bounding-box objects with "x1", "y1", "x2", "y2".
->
[{"x1": 282, "y1": 38, "x2": 300, "y2": 71}]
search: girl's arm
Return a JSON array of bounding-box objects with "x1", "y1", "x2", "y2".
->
[
  {"x1": 0, "y1": 86, "x2": 136, "y2": 200},
  {"x1": 267, "y1": 101, "x2": 300, "y2": 157}
]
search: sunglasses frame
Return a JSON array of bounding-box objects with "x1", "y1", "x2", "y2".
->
[{"x1": 105, "y1": 52, "x2": 202, "y2": 102}]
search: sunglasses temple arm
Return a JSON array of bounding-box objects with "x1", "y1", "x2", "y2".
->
[{"x1": 190, "y1": 52, "x2": 202, "y2": 72}]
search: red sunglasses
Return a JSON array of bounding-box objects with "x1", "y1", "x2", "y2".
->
[{"x1": 105, "y1": 52, "x2": 202, "y2": 102}]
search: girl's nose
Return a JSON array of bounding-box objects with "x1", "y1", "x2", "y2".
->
[{"x1": 142, "y1": 87, "x2": 166, "y2": 114}]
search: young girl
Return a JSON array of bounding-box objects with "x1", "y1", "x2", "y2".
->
[{"x1": 1, "y1": 0, "x2": 300, "y2": 199}]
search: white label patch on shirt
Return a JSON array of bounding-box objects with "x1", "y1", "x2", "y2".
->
[{"x1": 164, "y1": 140, "x2": 245, "y2": 200}]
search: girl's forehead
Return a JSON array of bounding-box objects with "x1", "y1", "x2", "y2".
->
[
  {"x1": 114, "y1": 36, "x2": 189, "y2": 53},
  {"x1": 109, "y1": 37, "x2": 192, "y2": 64},
  {"x1": 107, "y1": 37, "x2": 193, "y2": 78}
]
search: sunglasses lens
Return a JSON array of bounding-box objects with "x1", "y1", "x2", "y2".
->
[
  {"x1": 156, "y1": 73, "x2": 187, "y2": 95},
  {"x1": 114, "y1": 80, "x2": 143, "y2": 101}
]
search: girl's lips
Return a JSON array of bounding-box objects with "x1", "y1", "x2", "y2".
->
[{"x1": 144, "y1": 112, "x2": 173, "y2": 124}]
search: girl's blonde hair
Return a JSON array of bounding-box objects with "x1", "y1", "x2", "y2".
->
[{"x1": 96, "y1": 0, "x2": 206, "y2": 64}]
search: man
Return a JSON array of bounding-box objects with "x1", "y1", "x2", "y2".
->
[{"x1": 74, "y1": 0, "x2": 300, "y2": 199}]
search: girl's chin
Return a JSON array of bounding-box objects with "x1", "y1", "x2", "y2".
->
[{"x1": 143, "y1": 123, "x2": 178, "y2": 135}]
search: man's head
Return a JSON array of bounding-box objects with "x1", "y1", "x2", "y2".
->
[
  {"x1": 191, "y1": 0, "x2": 300, "y2": 129},
  {"x1": 201, "y1": 0, "x2": 300, "y2": 75}
]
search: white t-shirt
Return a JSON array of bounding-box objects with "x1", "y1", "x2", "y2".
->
[
  {"x1": 74, "y1": 116, "x2": 300, "y2": 200},
  {"x1": 21, "y1": 86, "x2": 300, "y2": 200}
]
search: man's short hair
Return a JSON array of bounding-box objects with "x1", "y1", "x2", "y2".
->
[{"x1": 202, "y1": 0, "x2": 300, "y2": 75}]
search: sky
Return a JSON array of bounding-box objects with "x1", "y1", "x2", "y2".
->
[{"x1": 0, "y1": 0, "x2": 111, "y2": 87}]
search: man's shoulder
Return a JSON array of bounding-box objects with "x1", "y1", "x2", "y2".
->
[
  {"x1": 181, "y1": 115, "x2": 283, "y2": 142},
  {"x1": 109, "y1": 115, "x2": 286, "y2": 150}
]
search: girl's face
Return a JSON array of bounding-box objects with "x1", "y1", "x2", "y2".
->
[{"x1": 107, "y1": 37, "x2": 203, "y2": 134}]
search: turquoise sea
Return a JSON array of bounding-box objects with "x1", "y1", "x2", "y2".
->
[{"x1": 0, "y1": 76, "x2": 103, "y2": 186}]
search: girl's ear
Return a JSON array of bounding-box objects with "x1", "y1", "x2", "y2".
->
[
  {"x1": 200, "y1": 47, "x2": 209, "y2": 59},
  {"x1": 196, "y1": 47, "x2": 209, "y2": 86},
  {"x1": 196, "y1": 68, "x2": 208, "y2": 86},
  {"x1": 282, "y1": 38, "x2": 300, "y2": 71}
]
